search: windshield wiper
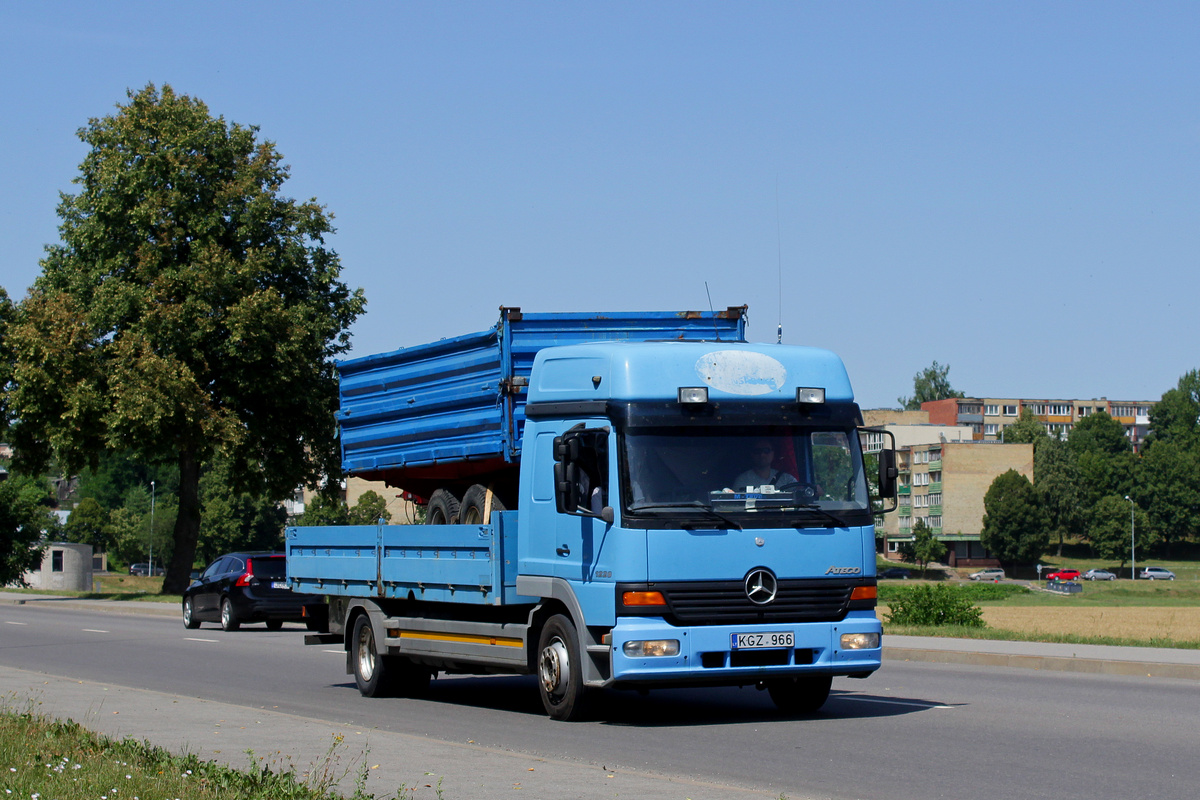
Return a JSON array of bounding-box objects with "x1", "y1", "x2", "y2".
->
[
  {"x1": 628, "y1": 501, "x2": 743, "y2": 530},
  {"x1": 795, "y1": 503, "x2": 849, "y2": 528}
]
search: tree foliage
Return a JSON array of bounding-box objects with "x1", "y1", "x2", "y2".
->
[
  {"x1": 1033, "y1": 437, "x2": 1082, "y2": 557},
  {"x1": 1003, "y1": 408, "x2": 1048, "y2": 445},
  {"x1": 885, "y1": 584, "x2": 984, "y2": 628},
  {"x1": 1088, "y1": 494, "x2": 1152, "y2": 572},
  {"x1": 1135, "y1": 441, "x2": 1200, "y2": 557},
  {"x1": 897, "y1": 360, "x2": 965, "y2": 411},
  {"x1": 898, "y1": 517, "x2": 946, "y2": 576},
  {"x1": 1146, "y1": 370, "x2": 1200, "y2": 450},
  {"x1": 8, "y1": 84, "x2": 364, "y2": 592},
  {"x1": 293, "y1": 490, "x2": 393, "y2": 527},
  {"x1": 0, "y1": 287, "x2": 14, "y2": 437},
  {"x1": 64, "y1": 497, "x2": 113, "y2": 552},
  {"x1": 980, "y1": 469, "x2": 1049, "y2": 567},
  {"x1": 0, "y1": 473, "x2": 54, "y2": 587}
]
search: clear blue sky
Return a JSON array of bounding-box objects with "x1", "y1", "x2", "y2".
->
[{"x1": 3, "y1": 2, "x2": 1197, "y2": 410}]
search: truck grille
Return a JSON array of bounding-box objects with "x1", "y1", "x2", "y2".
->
[{"x1": 648, "y1": 579, "x2": 857, "y2": 626}]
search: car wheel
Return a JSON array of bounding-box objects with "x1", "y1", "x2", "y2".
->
[
  {"x1": 350, "y1": 614, "x2": 430, "y2": 697},
  {"x1": 220, "y1": 598, "x2": 240, "y2": 631},
  {"x1": 265, "y1": 619, "x2": 283, "y2": 631},
  {"x1": 182, "y1": 597, "x2": 201, "y2": 630},
  {"x1": 766, "y1": 675, "x2": 833, "y2": 715},
  {"x1": 537, "y1": 614, "x2": 588, "y2": 721}
]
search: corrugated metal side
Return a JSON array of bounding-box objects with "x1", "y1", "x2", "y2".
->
[{"x1": 337, "y1": 308, "x2": 746, "y2": 478}]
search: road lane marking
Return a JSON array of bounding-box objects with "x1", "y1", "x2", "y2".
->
[
  {"x1": 82, "y1": 629, "x2": 109, "y2": 633},
  {"x1": 184, "y1": 637, "x2": 220, "y2": 643},
  {"x1": 4, "y1": 621, "x2": 27, "y2": 626}
]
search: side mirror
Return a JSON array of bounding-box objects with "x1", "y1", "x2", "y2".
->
[
  {"x1": 552, "y1": 424, "x2": 612, "y2": 523},
  {"x1": 878, "y1": 449, "x2": 898, "y2": 499}
]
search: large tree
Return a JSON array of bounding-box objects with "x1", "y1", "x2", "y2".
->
[
  {"x1": 897, "y1": 360, "x2": 965, "y2": 410},
  {"x1": 1034, "y1": 437, "x2": 1082, "y2": 557},
  {"x1": 1088, "y1": 494, "x2": 1152, "y2": 575},
  {"x1": 1135, "y1": 441, "x2": 1200, "y2": 558},
  {"x1": 980, "y1": 469, "x2": 1049, "y2": 568},
  {"x1": 1002, "y1": 408, "x2": 1048, "y2": 445},
  {"x1": 8, "y1": 84, "x2": 365, "y2": 592},
  {"x1": 897, "y1": 517, "x2": 946, "y2": 577},
  {"x1": 1146, "y1": 370, "x2": 1200, "y2": 450},
  {"x1": 0, "y1": 473, "x2": 55, "y2": 587}
]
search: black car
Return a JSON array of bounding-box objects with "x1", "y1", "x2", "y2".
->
[
  {"x1": 182, "y1": 552, "x2": 325, "y2": 631},
  {"x1": 879, "y1": 567, "x2": 912, "y2": 579}
]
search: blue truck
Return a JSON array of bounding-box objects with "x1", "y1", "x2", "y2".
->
[{"x1": 287, "y1": 307, "x2": 897, "y2": 721}]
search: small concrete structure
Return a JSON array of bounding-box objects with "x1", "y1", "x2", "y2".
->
[{"x1": 22, "y1": 542, "x2": 94, "y2": 592}]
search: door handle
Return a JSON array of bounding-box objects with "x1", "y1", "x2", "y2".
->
[{"x1": 556, "y1": 545, "x2": 571, "y2": 557}]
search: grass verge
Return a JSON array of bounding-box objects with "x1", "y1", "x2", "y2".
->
[{"x1": 0, "y1": 698, "x2": 433, "y2": 800}]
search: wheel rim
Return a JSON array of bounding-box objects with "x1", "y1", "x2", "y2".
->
[
  {"x1": 356, "y1": 623, "x2": 377, "y2": 682},
  {"x1": 221, "y1": 600, "x2": 231, "y2": 627},
  {"x1": 183, "y1": 599, "x2": 192, "y2": 624},
  {"x1": 460, "y1": 506, "x2": 481, "y2": 525},
  {"x1": 539, "y1": 636, "x2": 570, "y2": 699}
]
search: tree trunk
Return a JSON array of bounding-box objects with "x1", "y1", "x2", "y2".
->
[{"x1": 161, "y1": 449, "x2": 202, "y2": 594}]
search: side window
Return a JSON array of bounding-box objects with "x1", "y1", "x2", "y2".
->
[
  {"x1": 225, "y1": 556, "x2": 246, "y2": 575},
  {"x1": 203, "y1": 558, "x2": 227, "y2": 579},
  {"x1": 553, "y1": 424, "x2": 610, "y2": 518}
]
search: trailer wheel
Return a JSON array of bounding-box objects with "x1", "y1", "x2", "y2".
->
[
  {"x1": 537, "y1": 614, "x2": 588, "y2": 721},
  {"x1": 459, "y1": 484, "x2": 506, "y2": 525},
  {"x1": 220, "y1": 598, "x2": 240, "y2": 631},
  {"x1": 426, "y1": 489, "x2": 460, "y2": 525},
  {"x1": 182, "y1": 597, "x2": 201, "y2": 629},
  {"x1": 766, "y1": 675, "x2": 832, "y2": 715}
]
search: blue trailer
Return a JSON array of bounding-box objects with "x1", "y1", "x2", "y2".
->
[{"x1": 289, "y1": 306, "x2": 896, "y2": 721}]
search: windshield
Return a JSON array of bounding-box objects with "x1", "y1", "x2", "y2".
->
[{"x1": 621, "y1": 425, "x2": 870, "y2": 528}]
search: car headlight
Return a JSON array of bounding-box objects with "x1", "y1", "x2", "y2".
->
[{"x1": 622, "y1": 639, "x2": 680, "y2": 657}]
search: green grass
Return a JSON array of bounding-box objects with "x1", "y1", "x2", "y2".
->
[
  {"x1": 0, "y1": 700, "x2": 431, "y2": 800},
  {"x1": 883, "y1": 623, "x2": 1200, "y2": 650},
  {"x1": 4, "y1": 574, "x2": 181, "y2": 603}
]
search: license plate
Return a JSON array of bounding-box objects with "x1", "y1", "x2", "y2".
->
[
  {"x1": 730, "y1": 631, "x2": 794, "y2": 650},
  {"x1": 271, "y1": 581, "x2": 289, "y2": 590}
]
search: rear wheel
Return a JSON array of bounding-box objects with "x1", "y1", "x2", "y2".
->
[
  {"x1": 425, "y1": 489, "x2": 460, "y2": 525},
  {"x1": 182, "y1": 597, "x2": 200, "y2": 629},
  {"x1": 459, "y1": 484, "x2": 506, "y2": 525},
  {"x1": 537, "y1": 614, "x2": 588, "y2": 721},
  {"x1": 766, "y1": 675, "x2": 833, "y2": 715},
  {"x1": 220, "y1": 598, "x2": 240, "y2": 631},
  {"x1": 351, "y1": 614, "x2": 431, "y2": 697}
]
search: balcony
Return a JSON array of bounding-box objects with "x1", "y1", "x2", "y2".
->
[
  {"x1": 929, "y1": 482, "x2": 942, "y2": 493},
  {"x1": 929, "y1": 505, "x2": 942, "y2": 515},
  {"x1": 928, "y1": 460, "x2": 942, "y2": 471},
  {"x1": 898, "y1": 486, "x2": 911, "y2": 496}
]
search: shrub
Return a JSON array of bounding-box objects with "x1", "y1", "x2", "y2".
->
[{"x1": 885, "y1": 584, "x2": 985, "y2": 627}]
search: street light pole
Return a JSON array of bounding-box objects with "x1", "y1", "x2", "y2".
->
[
  {"x1": 150, "y1": 480, "x2": 156, "y2": 577},
  {"x1": 1124, "y1": 495, "x2": 1135, "y2": 580}
]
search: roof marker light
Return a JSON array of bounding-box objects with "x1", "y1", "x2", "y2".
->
[
  {"x1": 796, "y1": 387, "x2": 826, "y2": 405},
  {"x1": 678, "y1": 387, "x2": 708, "y2": 405}
]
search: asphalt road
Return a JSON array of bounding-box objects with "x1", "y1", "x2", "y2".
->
[{"x1": 2, "y1": 600, "x2": 1198, "y2": 800}]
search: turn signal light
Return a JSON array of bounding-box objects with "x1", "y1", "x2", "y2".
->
[
  {"x1": 622, "y1": 590, "x2": 666, "y2": 607},
  {"x1": 850, "y1": 585, "x2": 877, "y2": 601}
]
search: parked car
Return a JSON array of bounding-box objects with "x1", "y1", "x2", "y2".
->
[
  {"x1": 181, "y1": 552, "x2": 325, "y2": 632},
  {"x1": 1140, "y1": 566, "x2": 1176, "y2": 581},
  {"x1": 128, "y1": 563, "x2": 164, "y2": 577},
  {"x1": 969, "y1": 567, "x2": 1005, "y2": 581},
  {"x1": 1083, "y1": 568, "x2": 1116, "y2": 581},
  {"x1": 880, "y1": 567, "x2": 912, "y2": 579},
  {"x1": 1045, "y1": 569, "x2": 1082, "y2": 582}
]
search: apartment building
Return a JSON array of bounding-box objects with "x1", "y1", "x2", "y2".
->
[
  {"x1": 922, "y1": 397, "x2": 1155, "y2": 451},
  {"x1": 874, "y1": 437, "x2": 1034, "y2": 567}
]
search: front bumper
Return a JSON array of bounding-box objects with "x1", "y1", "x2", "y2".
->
[{"x1": 608, "y1": 611, "x2": 881, "y2": 686}]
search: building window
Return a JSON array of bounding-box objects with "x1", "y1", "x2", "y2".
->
[
  {"x1": 888, "y1": 540, "x2": 899, "y2": 552},
  {"x1": 985, "y1": 404, "x2": 999, "y2": 416},
  {"x1": 985, "y1": 423, "x2": 998, "y2": 436},
  {"x1": 927, "y1": 493, "x2": 942, "y2": 505},
  {"x1": 928, "y1": 515, "x2": 942, "y2": 528},
  {"x1": 1003, "y1": 405, "x2": 1018, "y2": 416},
  {"x1": 1049, "y1": 404, "x2": 1071, "y2": 415},
  {"x1": 51, "y1": 550, "x2": 64, "y2": 573}
]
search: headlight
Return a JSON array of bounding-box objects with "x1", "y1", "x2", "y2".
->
[
  {"x1": 840, "y1": 632, "x2": 880, "y2": 650},
  {"x1": 622, "y1": 639, "x2": 680, "y2": 657}
]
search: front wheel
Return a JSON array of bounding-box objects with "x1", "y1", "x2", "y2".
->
[
  {"x1": 182, "y1": 597, "x2": 200, "y2": 629},
  {"x1": 766, "y1": 675, "x2": 833, "y2": 715},
  {"x1": 537, "y1": 614, "x2": 588, "y2": 721}
]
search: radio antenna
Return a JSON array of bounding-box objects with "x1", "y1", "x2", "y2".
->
[
  {"x1": 775, "y1": 176, "x2": 783, "y2": 344},
  {"x1": 705, "y1": 281, "x2": 721, "y2": 341}
]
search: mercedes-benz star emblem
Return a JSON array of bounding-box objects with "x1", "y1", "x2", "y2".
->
[{"x1": 744, "y1": 568, "x2": 778, "y2": 605}]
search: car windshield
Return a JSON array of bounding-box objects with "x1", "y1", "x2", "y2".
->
[{"x1": 621, "y1": 425, "x2": 870, "y2": 528}]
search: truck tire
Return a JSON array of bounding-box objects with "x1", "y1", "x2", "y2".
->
[
  {"x1": 426, "y1": 489, "x2": 460, "y2": 525},
  {"x1": 459, "y1": 484, "x2": 506, "y2": 525},
  {"x1": 351, "y1": 614, "x2": 431, "y2": 698},
  {"x1": 766, "y1": 675, "x2": 832, "y2": 715},
  {"x1": 182, "y1": 597, "x2": 201, "y2": 629},
  {"x1": 220, "y1": 597, "x2": 240, "y2": 631},
  {"x1": 537, "y1": 614, "x2": 588, "y2": 721}
]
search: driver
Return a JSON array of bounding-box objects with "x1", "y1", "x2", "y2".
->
[{"x1": 732, "y1": 440, "x2": 797, "y2": 491}]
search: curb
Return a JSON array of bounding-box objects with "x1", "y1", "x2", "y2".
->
[{"x1": 884, "y1": 646, "x2": 1200, "y2": 681}]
